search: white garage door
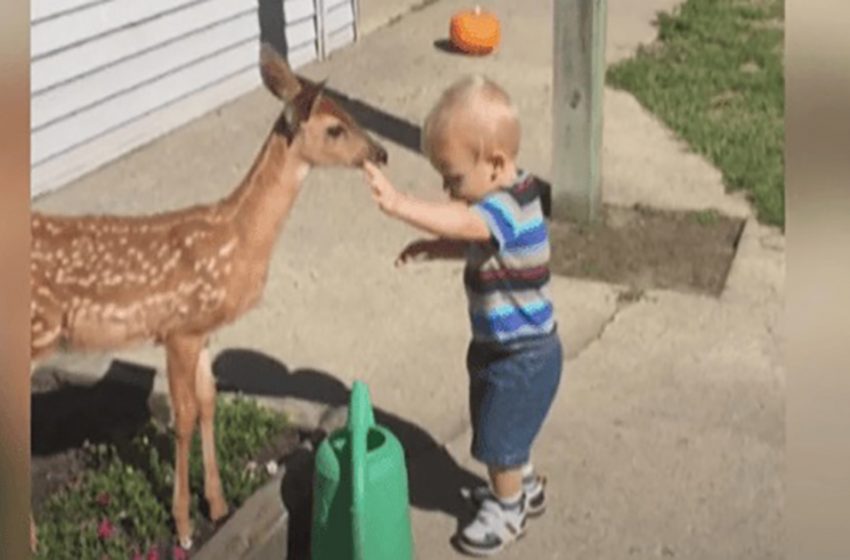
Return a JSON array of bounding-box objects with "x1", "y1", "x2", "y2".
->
[{"x1": 31, "y1": 0, "x2": 358, "y2": 198}]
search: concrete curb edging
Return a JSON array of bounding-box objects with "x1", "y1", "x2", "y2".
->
[{"x1": 192, "y1": 469, "x2": 289, "y2": 560}]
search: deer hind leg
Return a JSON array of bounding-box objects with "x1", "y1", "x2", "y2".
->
[
  {"x1": 195, "y1": 346, "x2": 229, "y2": 522},
  {"x1": 165, "y1": 334, "x2": 203, "y2": 550}
]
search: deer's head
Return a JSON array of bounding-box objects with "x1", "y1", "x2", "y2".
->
[{"x1": 259, "y1": 43, "x2": 388, "y2": 168}]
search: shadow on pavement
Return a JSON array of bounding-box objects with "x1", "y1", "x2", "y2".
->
[{"x1": 213, "y1": 348, "x2": 484, "y2": 558}]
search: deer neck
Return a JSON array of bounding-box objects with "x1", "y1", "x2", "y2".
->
[{"x1": 225, "y1": 116, "x2": 311, "y2": 255}]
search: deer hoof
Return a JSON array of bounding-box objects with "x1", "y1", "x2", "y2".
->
[{"x1": 210, "y1": 500, "x2": 229, "y2": 522}]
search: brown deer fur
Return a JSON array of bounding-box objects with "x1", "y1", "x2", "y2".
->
[{"x1": 29, "y1": 43, "x2": 387, "y2": 551}]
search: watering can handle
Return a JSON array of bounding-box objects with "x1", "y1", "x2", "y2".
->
[{"x1": 348, "y1": 381, "x2": 375, "y2": 559}]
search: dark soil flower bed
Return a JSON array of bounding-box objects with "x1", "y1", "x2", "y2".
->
[{"x1": 31, "y1": 368, "x2": 301, "y2": 560}]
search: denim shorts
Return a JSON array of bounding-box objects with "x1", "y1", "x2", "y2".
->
[{"x1": 466, "y1": 328, "x2": 563, "y2": 469}]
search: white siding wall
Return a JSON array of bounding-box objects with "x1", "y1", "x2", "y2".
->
[
  {"x1": 318, "y1": 0, "x2": 357, "y2": 57},
  {"x1": 31, "y1": 0, "x2": 357, "y2": 198}
]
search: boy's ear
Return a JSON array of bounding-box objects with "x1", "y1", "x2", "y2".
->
[{"x1": 489, "y1": 151, "x2": 507, "y2": 179}]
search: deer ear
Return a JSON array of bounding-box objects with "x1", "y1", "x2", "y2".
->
[
  {"x1": 309, "y1": 80, "x2": 328, "y2": 116},
  {"x1": 284, "y1": 81, "x2": 324, "y2": 128},
  {"x1": 259, "y1": 43, "x2": 301, "y2": 101}
]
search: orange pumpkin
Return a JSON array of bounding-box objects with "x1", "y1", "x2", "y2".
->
[{"x1": 450, "y1": 6, "x2": 501, "y2": 55}]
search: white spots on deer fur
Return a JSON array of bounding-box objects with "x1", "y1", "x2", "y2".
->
[
  {"x1": 31, "y1": 324, "x2": 61, "y2": 349},
  {"x1": 218, "y1": 238, "x2": 238, "y2": 258},
  {"x1": 183, "y1": 231, "x2": 204, "y2": 248},
  {"x1": 162, "y1": 251, "x2": 182, "y2": 273},
  {"x1": 198, "y1": 284, "x2": 226, "y2": 311},
  {"x1": 193, "y1": 257, "x2": 220, "y2": 275},
  {"x1": 296, "y1": 163, "x2": 310, "y2": 183},
  {"x1": 103, "y1": 274, "x2": 124, "y2": 287}
]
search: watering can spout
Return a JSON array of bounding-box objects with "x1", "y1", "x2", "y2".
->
[{"x1": 349, "y1": 381, "x2": 373, "y2": 558}]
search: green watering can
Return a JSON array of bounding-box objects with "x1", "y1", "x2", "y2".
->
[{"x1": 311, "y1": 380, "x2": 414, "y2": 560}]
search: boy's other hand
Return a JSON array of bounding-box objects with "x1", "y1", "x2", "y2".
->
[
  {"x1": 395, "y1": 239, "x2": 432, "y2": 267},
  {"x1": 364, "y1": 161, "x2": 401, "y2": 216}
]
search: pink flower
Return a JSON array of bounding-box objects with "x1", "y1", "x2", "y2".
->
[
  {"x1": 146, "y1": 547, "x2": 160, "y2": 560},
  {"x1": 96, "y1": 492, "x2": 111, "y2": 507},
  {"x1": 97, "y1": 518, "x2": 114, "y2": 540},
  {"x1": 171, "y1": 545, "x2": 189, "y2": 560}
]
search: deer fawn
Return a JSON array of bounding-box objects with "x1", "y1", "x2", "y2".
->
[{"x1": 30, "y1": 43, "x2": 387, "y2": 552}]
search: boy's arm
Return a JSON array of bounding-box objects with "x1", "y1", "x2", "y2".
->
[
  {"x1": 391, "y1": 196, "x2": 491, "y2": 241},
  {"x1": 364, "y1": 162, "x2": 491, "y2": 242}
]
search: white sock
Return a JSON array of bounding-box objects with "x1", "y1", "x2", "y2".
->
[{"x1": 497, "y1": 490, "x2": 523, "y2": 509}]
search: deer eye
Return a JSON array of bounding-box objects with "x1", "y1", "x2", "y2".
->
[{"x1": 327, "y1": 125, "x2": 346, "y2": 138}]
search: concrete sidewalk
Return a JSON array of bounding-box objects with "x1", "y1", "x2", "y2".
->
[{"x1": 33, "y1": 0, "x2": 784, "y2": 558}]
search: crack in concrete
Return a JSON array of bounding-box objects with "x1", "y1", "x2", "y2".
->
[
  {"x1": 566, "y1": 288, "x2": 647, "y2": 362},
  {"x1": 386, "y1": 0, "x2": 444, "y2": 27}
]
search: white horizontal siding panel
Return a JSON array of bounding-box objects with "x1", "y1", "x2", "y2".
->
[
  {"x1": 326, "y1": 25, "x2": 355, "y2": 54},
  {"x1": 324, "y1": 0, "x2": 350, "y2": 11},
  {"x1": 283, "y1": 0, "x2": 315, "y2": 22},
  {"x1": 33, "y1": 12, "x2": 259, "y2": 130},
  {"x1": 325, "y1": 3, "x2": 354, "y2": 35},
  {"x1": 32, "y1": 0, "x2": 101, "y2": 22},
  {"x1": 285, "y1": 18, "x2": 317, "y2": 50},
  {"x1": 32, "y1": 0, "x2": 200, "y2": 58},
  {"x1": 32, "y1": 66, "x2": 261, "y2": 198},
  {"x1": 31, "y1": 43, "x2": 318, "y2": 197},
  {"x1": 32, "y1": 0, "x2": 253, "y2": 93},
  {"x1": 32, "y1": 39, "x2": 259, "y2": 166},
  {"x1": 286, "y1": 41, "x2": 319, "y2": 70}
]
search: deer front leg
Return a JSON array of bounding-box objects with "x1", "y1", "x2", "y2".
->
[
  {"x1": 195, "y1": 347, "x2": 229, "y2": 521},
  {"x1": 165, "y1": 335, "x2": 203, "y2": 550}
]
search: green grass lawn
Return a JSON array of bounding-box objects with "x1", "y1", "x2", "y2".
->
[{"x1": 607, "y1": 0, "x2": 785, "y2": 228}]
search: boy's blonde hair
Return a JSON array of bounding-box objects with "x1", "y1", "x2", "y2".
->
[{"x1": 422, "y1": 75, "x2": 520, "y2": 163}]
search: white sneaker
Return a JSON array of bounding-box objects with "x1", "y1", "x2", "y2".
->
[
  {"x1": 462, "y1": 472, "x2": 547, "y2": 518},
  {"x1": 456, "y1": 494, "x2": 527, "y2": 556}
]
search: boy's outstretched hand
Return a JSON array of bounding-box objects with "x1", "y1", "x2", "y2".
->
[
  {"x1": 395, "y1": 238, "x2": 467, "y2": 267},
  {"x1": 364, "y1": 161, "x2": 401, "y2": 216}
]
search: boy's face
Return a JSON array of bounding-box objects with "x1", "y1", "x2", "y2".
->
[{"x1": 430, "y1": 132, "x2": 506, "y2": 203}]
